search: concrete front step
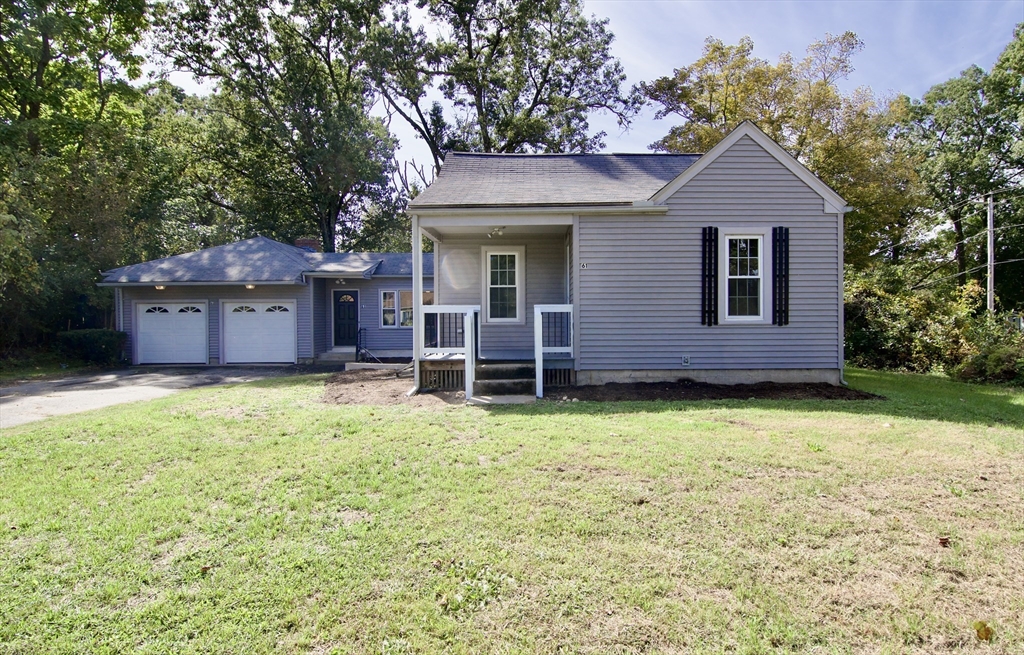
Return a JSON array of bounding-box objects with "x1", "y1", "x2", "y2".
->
[
  {"x1": 473, "y1": 378, "x2": 535, "y2": 396},
  {"x1": 475, "y1": 362, "x2": 535, "y2": 381},
  {"x1": 468, "y1": 394, "x2": 536, "y2": 405},
  {"x1": 318, "y1": 351, "x2": 356, "y2": 363}
]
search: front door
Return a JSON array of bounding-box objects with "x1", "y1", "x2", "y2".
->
[{"x1": 333, "y1": 290, "x2": 358, "y2": 347}]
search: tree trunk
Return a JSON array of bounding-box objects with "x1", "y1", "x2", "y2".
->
[{"x1": 318, "y1": 213, "x2": 336, "y2": 253}]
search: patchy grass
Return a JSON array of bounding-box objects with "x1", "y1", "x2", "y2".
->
[{"x1": 0, "y1": 368, "x2": 1022, "y2": 654}]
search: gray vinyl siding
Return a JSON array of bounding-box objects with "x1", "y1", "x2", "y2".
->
[
  {"x1": 577, "y1": 134, "x2": 841, "y2": 371},
  {"x1": 320, "y1": 277, "x2": 434, "y2": 355},
  {"x1": 121, "y1": 284, "x2": 312, "y2": 364},
  {"x1": 312, "y1": 278, "x2": 327, "y2": 355},
  {"x1": 437, "y1": 234, "x2": 568, "y2": 358}
]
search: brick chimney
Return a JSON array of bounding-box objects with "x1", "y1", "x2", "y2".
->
[{"x1": 294, "y1": 238, "x2": 321, "y2": 252}]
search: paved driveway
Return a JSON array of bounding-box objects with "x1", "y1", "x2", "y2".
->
[{"x1": 0, "y1": 367, "x2": 302, "y2": 429}]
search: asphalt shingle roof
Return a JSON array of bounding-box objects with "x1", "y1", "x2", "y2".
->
[
  {"x1": 408, "y1": 152, "x2": 702, "y2": 208},
  {"x1": 100, "y1": 237, "x2": 433, "y2": 284}
]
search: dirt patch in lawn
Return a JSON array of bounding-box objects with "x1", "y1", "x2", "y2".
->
[
  {"x1": 323, "y1": 370, "x2": 878, "y2": 406},
  {"x1": 322, "y1": 369, "x2": 464, "y2": 407},
  {"x1": 549, "y1": 379, "x2": 879, "y2": 402}
]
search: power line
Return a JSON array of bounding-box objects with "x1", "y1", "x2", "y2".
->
[
  {"x1": 912, "y1": 258, "x2": 1024, "y2": 291},
  {"x1": 875, "y1": 222, "x2": 1024, "y2": 263}
]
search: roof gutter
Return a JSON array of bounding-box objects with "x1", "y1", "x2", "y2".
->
[{"x1": 410, "y1": 203, "x2": 669, "y2": 217}]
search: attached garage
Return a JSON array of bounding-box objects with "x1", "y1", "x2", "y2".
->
[
  {"x1": 223, "y1": 301, "x2": 297, "y2": 363},
  {"x1": 136, "y1": 302, "x2": 208, "y2": 364}
]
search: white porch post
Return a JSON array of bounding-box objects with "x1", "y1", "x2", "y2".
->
[
  {"x1": 464, "y1": 311, "x2": 475, "y2": 400},
  {"x1": 412, "y1": 214, "x2": 422, "y2": 390},
  {"x1": 534, "y1": 305, "x2": 544, "y2": 398}
]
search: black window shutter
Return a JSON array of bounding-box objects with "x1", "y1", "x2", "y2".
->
[
  {"x1": 701, "y1": 226, "x2": 718, "y2": 325},
  {"x1": 772, "y1": 227, "x2": 790, "y2": 325}
]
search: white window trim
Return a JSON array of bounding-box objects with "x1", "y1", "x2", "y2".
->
[
  {"x1": 717, "y1": 227, "x2": 772, "y2": 325},
  {"x1": 481, "y1": 245, "x2": 526, "y2": 324},
  {"x1": 380, "y1": 289, "x2": 424, "y2": 329},
  {"x1": 380, "y1": 290, "x2": 397, "y2": 329}
]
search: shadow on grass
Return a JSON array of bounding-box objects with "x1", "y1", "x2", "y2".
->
[{"x1": 478, "y1": 368, "x2": 1024, "y2": 431}]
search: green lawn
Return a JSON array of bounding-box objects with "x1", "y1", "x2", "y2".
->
[{"x1": 1, "y1": 369, "x2": 1022, "y2": 654}]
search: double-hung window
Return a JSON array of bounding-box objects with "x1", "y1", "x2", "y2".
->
[
  {"x1": 482, "y1": 247, "x2": 525, "y2": 323},
  {"x1": 381, "y1": 291, "x2": 396, "y2": 327},
  {"x1": 715, "y1": 228, "x2": 771, "y2": 323},
  {"x1": 727, "y1": 236, "x2": 762, "y2": 318},
  {"x1": 399, "y1": 291, "x2": 413, "y2": 327}
]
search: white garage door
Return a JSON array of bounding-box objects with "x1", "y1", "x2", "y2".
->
[
  {"x1": 137, "y1": 303, "x2": 208, "y2": 364},
  {"x1": 223, "y1": 301, "x2": 296, "y2": 363}
]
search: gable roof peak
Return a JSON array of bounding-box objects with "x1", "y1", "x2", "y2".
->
[{"x1": 648, "y1": 121, "x2": 849, "y2": 211}]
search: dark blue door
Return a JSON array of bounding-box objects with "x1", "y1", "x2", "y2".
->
[{"x1": 333, "y1": 291, "x2": 358, "y2": 346}]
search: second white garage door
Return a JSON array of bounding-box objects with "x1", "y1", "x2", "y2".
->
[{"x1": 223, "y1": 301, "x2": 297, "y2": 363}]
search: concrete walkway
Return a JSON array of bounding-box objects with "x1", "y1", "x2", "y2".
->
[{"x1": 0, "y1": 367, "x2": 299, "y2": 429}]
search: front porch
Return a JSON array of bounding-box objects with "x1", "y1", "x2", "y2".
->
[{"x1": 411, "y1": 216, "x2": 576, "y2": 399}]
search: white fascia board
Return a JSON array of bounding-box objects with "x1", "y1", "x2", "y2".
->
[
  {"x1": 648, "y1": 121, "x2": 849, "y2": 210},
  {"x1": 414, "y1": 205, "x2": 667, "y2": 222},
  {"x1": 96, "y1": 280, "x2": 303, "y2": 287}
]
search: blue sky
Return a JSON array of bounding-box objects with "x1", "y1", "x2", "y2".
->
[{"x1": 583, "y1": 0, "x2": 1023, "y2": 154}]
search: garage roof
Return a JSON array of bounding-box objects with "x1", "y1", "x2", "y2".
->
[{"x1": 99, "y1": 237, "x2": 434, "y2": 285}]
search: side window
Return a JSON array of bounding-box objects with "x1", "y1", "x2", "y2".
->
[
  {"x1": 726, "y1": 237, "x2": 761, "y2": 318},
  {"x1": 705, "y1": 227, "x2": 786, "y2": 326},
  {"x1": 381, "y1": 291, "x2": 396, "y2": 327},
  {"x1": 399, "y1": 290, "x2": 413, "y2": 327}
]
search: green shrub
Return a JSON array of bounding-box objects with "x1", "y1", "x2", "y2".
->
[
  {"x1": 846, "y1": 270, "x2": 1024, "y2": 386},
  {"x1": 55, "y1": 329, "x2": 128, "y2": 366}
]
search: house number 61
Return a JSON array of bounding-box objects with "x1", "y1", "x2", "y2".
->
[{"x1": 579, "y1": 263, "x2": 588, "y2": 269}]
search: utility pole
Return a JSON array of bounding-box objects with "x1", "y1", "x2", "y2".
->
[{"x1": 987, "y1": 193, "x2": 995, "y2": 312}]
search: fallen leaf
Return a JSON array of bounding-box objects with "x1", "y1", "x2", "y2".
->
[
  {"x1": 973, "y1": 620, "x2": 993, "y2": 642},
  {"x1": 938, "y1": 536, "x2": 951, "y2": 548}
]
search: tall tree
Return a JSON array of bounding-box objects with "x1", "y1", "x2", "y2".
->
[
  {"x1": 640, "y1": 32, "x2": 922, "y2": 268},
  {"x1": 371, "y1": 0, "x2": 642, "y2": 172},
  {"x1": 0, "y1": 0, "x2": 147, "y2": 153},
  {"x1": 907, "y1": 57, "x2": 1021, "y2": 287},
  {"x1": 157, "y1": 0, "x2": 396, "y2": 252},
  {"x1": 0, "y1": 0, "x2": 150, "y2": 349}
]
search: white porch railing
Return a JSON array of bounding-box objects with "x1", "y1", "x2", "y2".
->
[
  {"x1": 420, "y1": 305, "x2": 479, "y2": 399},
  {"x1": 534, "y1": 304, "x2": 573, "y2": 398}
]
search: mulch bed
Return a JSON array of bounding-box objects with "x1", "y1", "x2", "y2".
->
[
  {"x1": 548, "y1": 379, "x2": 880, "y2": 402},
  {"x1": 323, "y1": 369, "x2": 880, "y2": 406}
]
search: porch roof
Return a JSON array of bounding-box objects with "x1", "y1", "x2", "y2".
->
[{"x1": 409, "y1": 152, "x2": 701, "y2": 209}]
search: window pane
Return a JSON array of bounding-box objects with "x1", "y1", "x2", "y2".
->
[
  {"x1": 423, "y1": 291, "x2": 434, "y2": 306},
  {"x1": 728, "y1": 278, "x2": 760, "y2": 316},
  {"x1": 399, "y1": 291, "x2": 413, "y2": 327},
  {"x1": 749, "y1": 239, "x2": 758, "y2": 257},
  {"x1": 382, "y1": 309, "x2": 396, "y2": 326},
  {"x1": 382, "y1": 292, "x2": 395, "y2": 310},
  {"x1": 489, "y1": 287, "x2": 517, "y2": 319}
]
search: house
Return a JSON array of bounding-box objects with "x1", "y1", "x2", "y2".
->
[
  {"x1": 406, "y1": 121, "x2": 849, "y2": 398},
  {"x1": 98, "y1": 237, "x2": 434, "y2": 365}
]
